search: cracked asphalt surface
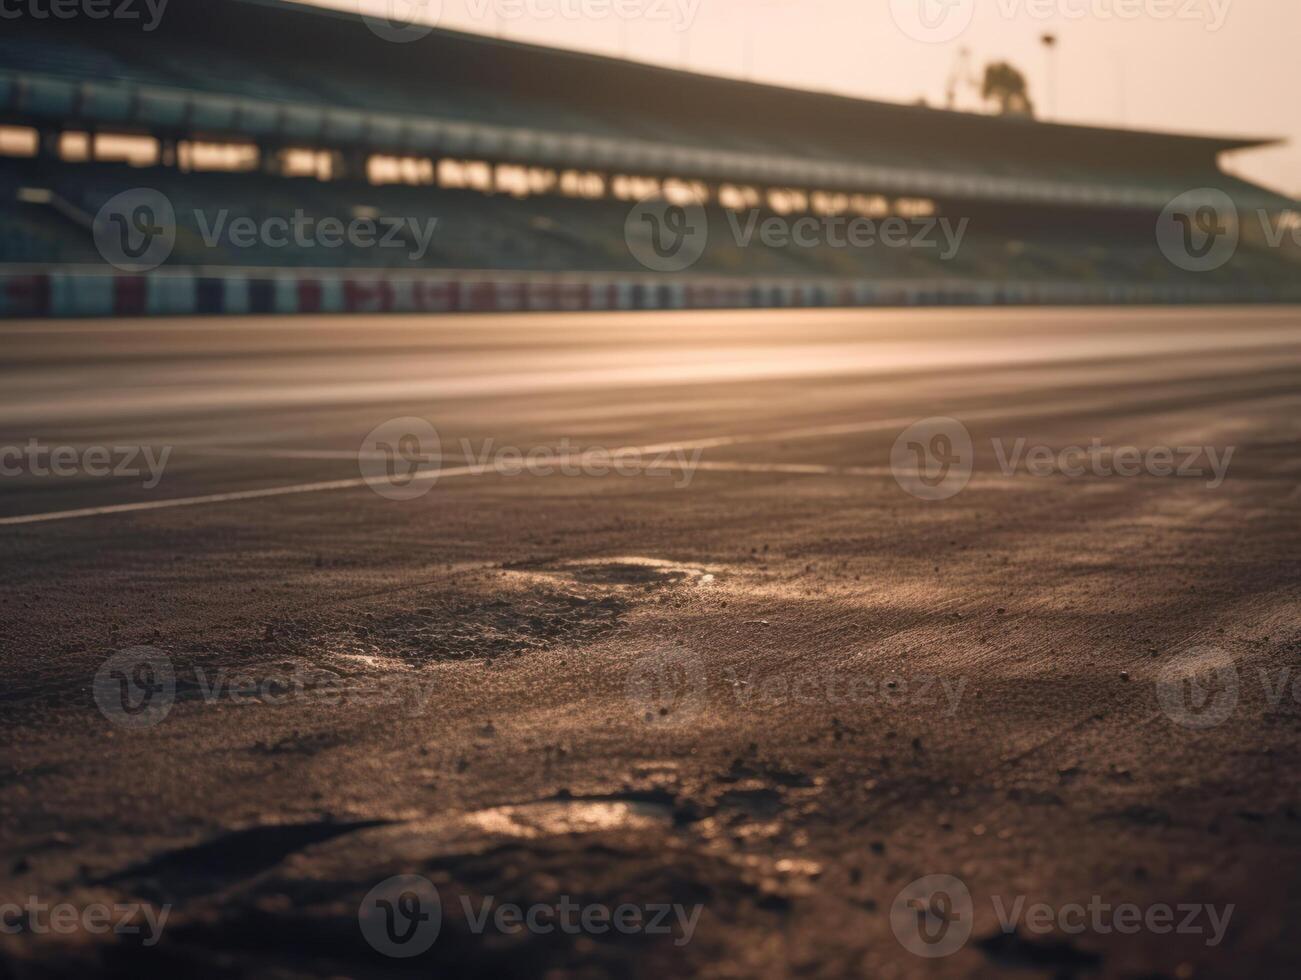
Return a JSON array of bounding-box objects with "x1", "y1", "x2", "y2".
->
[{"x1": 1, "y1": 306, "x2": 1299, "y2": 978}]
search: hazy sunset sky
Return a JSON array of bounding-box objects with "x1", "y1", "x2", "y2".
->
[{"x1": 320, "y1": 0, "x2": 1298, "y2": 196}]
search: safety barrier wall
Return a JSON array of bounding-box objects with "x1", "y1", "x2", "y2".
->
[{"x1": 0, "y1": 269, "x2": 1292, "y2": 318}]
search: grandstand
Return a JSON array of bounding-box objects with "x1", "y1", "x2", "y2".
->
[{"x1": 0, "y1": 0, "x2": 1296, "y2": 315}]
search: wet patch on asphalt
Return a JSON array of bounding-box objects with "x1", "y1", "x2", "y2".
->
[
  {"x1": 53, "y1": 749, "x2": 841, "y2": 976},
  {"x1": 263, "y1": 587, "x2": 629, "y2": 667},
  {"x1": 463, "y1": 798, "x2": 677, "y2": 839},
  {"x1": 249, "y1": 730, "x2": 348, "y2": 757},
  {"x1": 95, "y1": 819, "x2": 391, "y2": 901},
  {"x1": 504, "y1": 555, "x2": 718, "y2": 590},
  {"x1": 262, "y1": 555, "x2": 721, "y2": 669},
  {"x1": 975, "y1": 929, "x2": 1104, "y2": 974},
  {"x1": 714, "y1": 786, "x2": 786, "y2": 821},
  {"x1": 56, "y1": 801, "x2": 800, "y2": 978}
]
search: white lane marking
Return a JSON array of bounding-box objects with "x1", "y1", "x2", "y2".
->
[
  {"x1": 0, "y1": 464, "x2": 483, "y2": 526},
  {"x1": 0, "y1": 413, "x2": 934, "y2": 526},
  {"x1": 188, "y1": 447, "x2": 469, "y2": 462},
  {"x1": 2, "y1": 388, "x2": 1294, "y2": 527},
  {"x1": 689, "y1": 461, "x2": 882, "y2": 476},
  {"x1": 189, "y1": 450, "x2": 880, "y2": 472},
  {"x1": 182, "y1": 416, "x2": 926, "y2": 463}
]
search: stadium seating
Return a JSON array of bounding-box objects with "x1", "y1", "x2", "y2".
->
[
  {"x1": 0, "y1": 0, "x2": 1295, "y2": 314},
  {"x1": 3, "y1": 158, "x2": 1294, "y2": 291}
]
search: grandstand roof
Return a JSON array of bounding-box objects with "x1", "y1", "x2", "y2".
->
[
  {"x1": 250, "y1": 0, "x2": 1273, "y2": 156},
  {"x1": 0, "y1": 0, "x2": 1290, "y2": 210}
]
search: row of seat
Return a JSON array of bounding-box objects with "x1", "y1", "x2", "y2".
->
[{"x1": 2, "y1": 161, "x2": 1295, "y2": 285}]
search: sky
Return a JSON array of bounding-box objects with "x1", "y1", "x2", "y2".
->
[{"x1": 321, "y1": 0, "x2": 1298, "y2": 197}]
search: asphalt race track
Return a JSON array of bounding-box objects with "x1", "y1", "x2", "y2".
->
[{"x1": 1, "y1": 306, "x2": 1299, "y2": 978}]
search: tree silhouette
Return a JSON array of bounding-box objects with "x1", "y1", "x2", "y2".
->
[{"x1": 982, "y1": 62, "x2": 1035, "y2": 117}]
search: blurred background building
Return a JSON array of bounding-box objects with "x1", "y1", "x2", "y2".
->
[{"x1": 0, "y1": 0, "x2": 1296, "y2": 315}]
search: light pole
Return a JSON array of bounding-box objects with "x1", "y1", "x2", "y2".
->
[
  {"x1": 1041, "y1": 33, "x2": 1058, "y2": 119},
  {"x1": 1114, "y1": 49, "x2": 1127, "y2": 125}
]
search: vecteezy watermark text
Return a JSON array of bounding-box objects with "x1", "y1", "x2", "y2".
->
[
  {"x1": 0, "y1": 897, "x2": 170, "y2": 946},
  {"x1": 361, "y1": 0, "x2": 699, "y2": 44},
  {"x1": 460, "y1": 894, "x2": 702, "y2": 945},
  {"x1": 93, "y1": 646, "x2": 441, "y2": 729},
  {"x1": 193, "y1": 210, "x2": 439, "y2": 262},
  {"x1": 625, "y1": 647, "x2": 971, "y2": 726},
  {"x1": 0, "y1": 0, "x2": 169, "y2": 30},
  {"x1": 727, "y1": 667, "x2": 967, "y2": 713},
  {"x1": 995, "y1": 0, "x2": 1232, "y2": 29},
  {"x1": 359, "y1": 417, "x2": 704, "y2": 500},
  {"x1": 726, "y1": 212, "x2": 969, "y2": 261},
  {"x1": 358, "y1": 874, "x2": 702, "y2": 957},
  {"x1": 1, "y1": 439, "x2": 171, "y2": 489},
  {"x1": 890, "y1": 417, "x2": 1235, "y2": 501},
  {"x1": 623, "y1": 197, "x2": 970, "y2": 273},
  {"x1": 457, "y1": 438, "x2": 702, "y2": 488},
  {"x1": 92, "y1": 189, "x2": 440, "y2": 271},
  {"x1": 891, "y1": 874, "x2": 1233, "y2": 959},
  {"x1": 991, "y1": 438, "x2": 1233, "y2": 488},
  {"x1": 889, "y1": 0, "x2": 1233, "y2": 44},
  {"x1": 467, "y1": 0, "x2": 700, "y2": 29}
]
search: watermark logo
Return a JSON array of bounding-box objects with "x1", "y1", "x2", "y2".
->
[
  {"x1": 359, "y1": 417, "x2": 441, "y2": 500},
  {"x1": 1156, "y1": 188, "x2": 1240, "y2": 273},
  {"x1": 1156, "y1": 646, "x2": 1239, "y2": 730},
  {"x1": 891, "y1": 417, "x2": 973, "y2": 501},
  {"x1": 93, "y1": 646, "x2": 176, "y2": 729},
  {"x1": 889, "y1": 0, "x2": 976, "y2": 43},
  {"x1": 625, "y1": 648, "x2": 708, "y2": 725},
  {"x1": 93, "y1": 188, "x2": 176, "y2": 272},
  {"x1": 360, "y1": 0, "x2": 441, "y2": 42},
  {"x1": 625, "y1": 197, "x2": 709, "y2": 273},
  {"x1": 359, "y1": 875, "x2": 442, "y2": 957},
  {"x1": 891, "y1": 874, "x2": 974, "y2": 958}
]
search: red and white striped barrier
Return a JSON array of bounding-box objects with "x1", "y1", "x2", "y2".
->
[{"x1": 0, "y1": 268, "x2": 1290, "y2": 318}]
